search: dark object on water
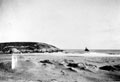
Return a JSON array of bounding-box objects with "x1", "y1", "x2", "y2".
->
[{"x1": 84, "y1": 47, "x2": 89, "y2": 52}]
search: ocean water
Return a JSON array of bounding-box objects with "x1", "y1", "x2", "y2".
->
[{"x1": 64, "y1": 49, "x2": 120, "y2": 55}]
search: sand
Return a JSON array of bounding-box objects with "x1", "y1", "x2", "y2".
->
[{"x1": 0, "y1": 52, "x2": 120, "y2": 82}]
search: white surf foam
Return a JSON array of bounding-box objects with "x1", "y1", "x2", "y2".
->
[
  {"x1": 40, "y1": 52, "x2": 120, "y2": 57},
  {"x1": 14, "y1": 52, "x2": 120, "y2": 57}
]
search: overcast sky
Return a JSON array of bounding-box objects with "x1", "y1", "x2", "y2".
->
[{"x1": 0, "y1": 0, "x2": 120, "y2": 49}]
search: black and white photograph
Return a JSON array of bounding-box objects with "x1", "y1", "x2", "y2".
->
[{"x1": 0, "y1": 0, "x2": 120, "y2": 82}]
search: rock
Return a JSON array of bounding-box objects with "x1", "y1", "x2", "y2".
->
[
  {"x1": 50, "y1": 79, "x2": 58, "y2": 82},
  {"x1": 99, "y1": 64, "x2": 120, "y2": 71},
  {"x1": 78, "y1": 63, "x2": 86, "y2": 69},
  {"x1": 40, "y1": 60, "x2": 52, "y2": 64},
  {"x1": 84, "y1": 63, "x2": 98, "y2": 71},
  {"x1": 67, "y1": 63, "x2": 79, "y2": 68}
]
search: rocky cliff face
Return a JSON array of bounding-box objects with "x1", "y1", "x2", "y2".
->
[{"x1": 0, "y1": 42, "x2": 63, "y2": 54}]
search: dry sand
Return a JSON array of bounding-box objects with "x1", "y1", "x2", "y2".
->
[{"x1": 0, "y1": 53, "x2": 120, "y2": 82}]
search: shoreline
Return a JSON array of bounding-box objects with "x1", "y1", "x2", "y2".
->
[{"x1": 5, "y1": 52, "x2": 120, "y2": 57}]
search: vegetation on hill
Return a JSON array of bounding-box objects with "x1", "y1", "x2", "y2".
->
[{"x1": 0, "y1": 42, "x2": 63, "y2": 54}]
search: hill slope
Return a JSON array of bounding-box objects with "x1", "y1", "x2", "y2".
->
[{"x1": 0, "y1": 42, "x2": 62, "y2": 54}]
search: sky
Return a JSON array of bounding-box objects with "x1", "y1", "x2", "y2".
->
[{"x1": 0, "y1": 0, "x2": 120, "y2": 49}]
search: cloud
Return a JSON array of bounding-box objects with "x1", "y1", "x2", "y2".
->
[{"x1": 0, "y1": 0, "x2": 120, "y2": 49}]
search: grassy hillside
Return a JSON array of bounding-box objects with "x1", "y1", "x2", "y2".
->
[{"x1": 0, "y1": 42, "x2": 63, "y2": 54}]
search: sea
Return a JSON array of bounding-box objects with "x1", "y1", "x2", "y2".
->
[{"x1": 64, "y1": 49, "x2": 120, "y2": 55}]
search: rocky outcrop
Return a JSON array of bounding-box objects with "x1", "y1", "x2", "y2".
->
[{"x1": 99, "y1": 64, "x2": 120, "y2": 71}]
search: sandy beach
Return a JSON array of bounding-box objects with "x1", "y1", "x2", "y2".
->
[{"x1": 0, "y1": 52, "x2": 120, "y2": 82}]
